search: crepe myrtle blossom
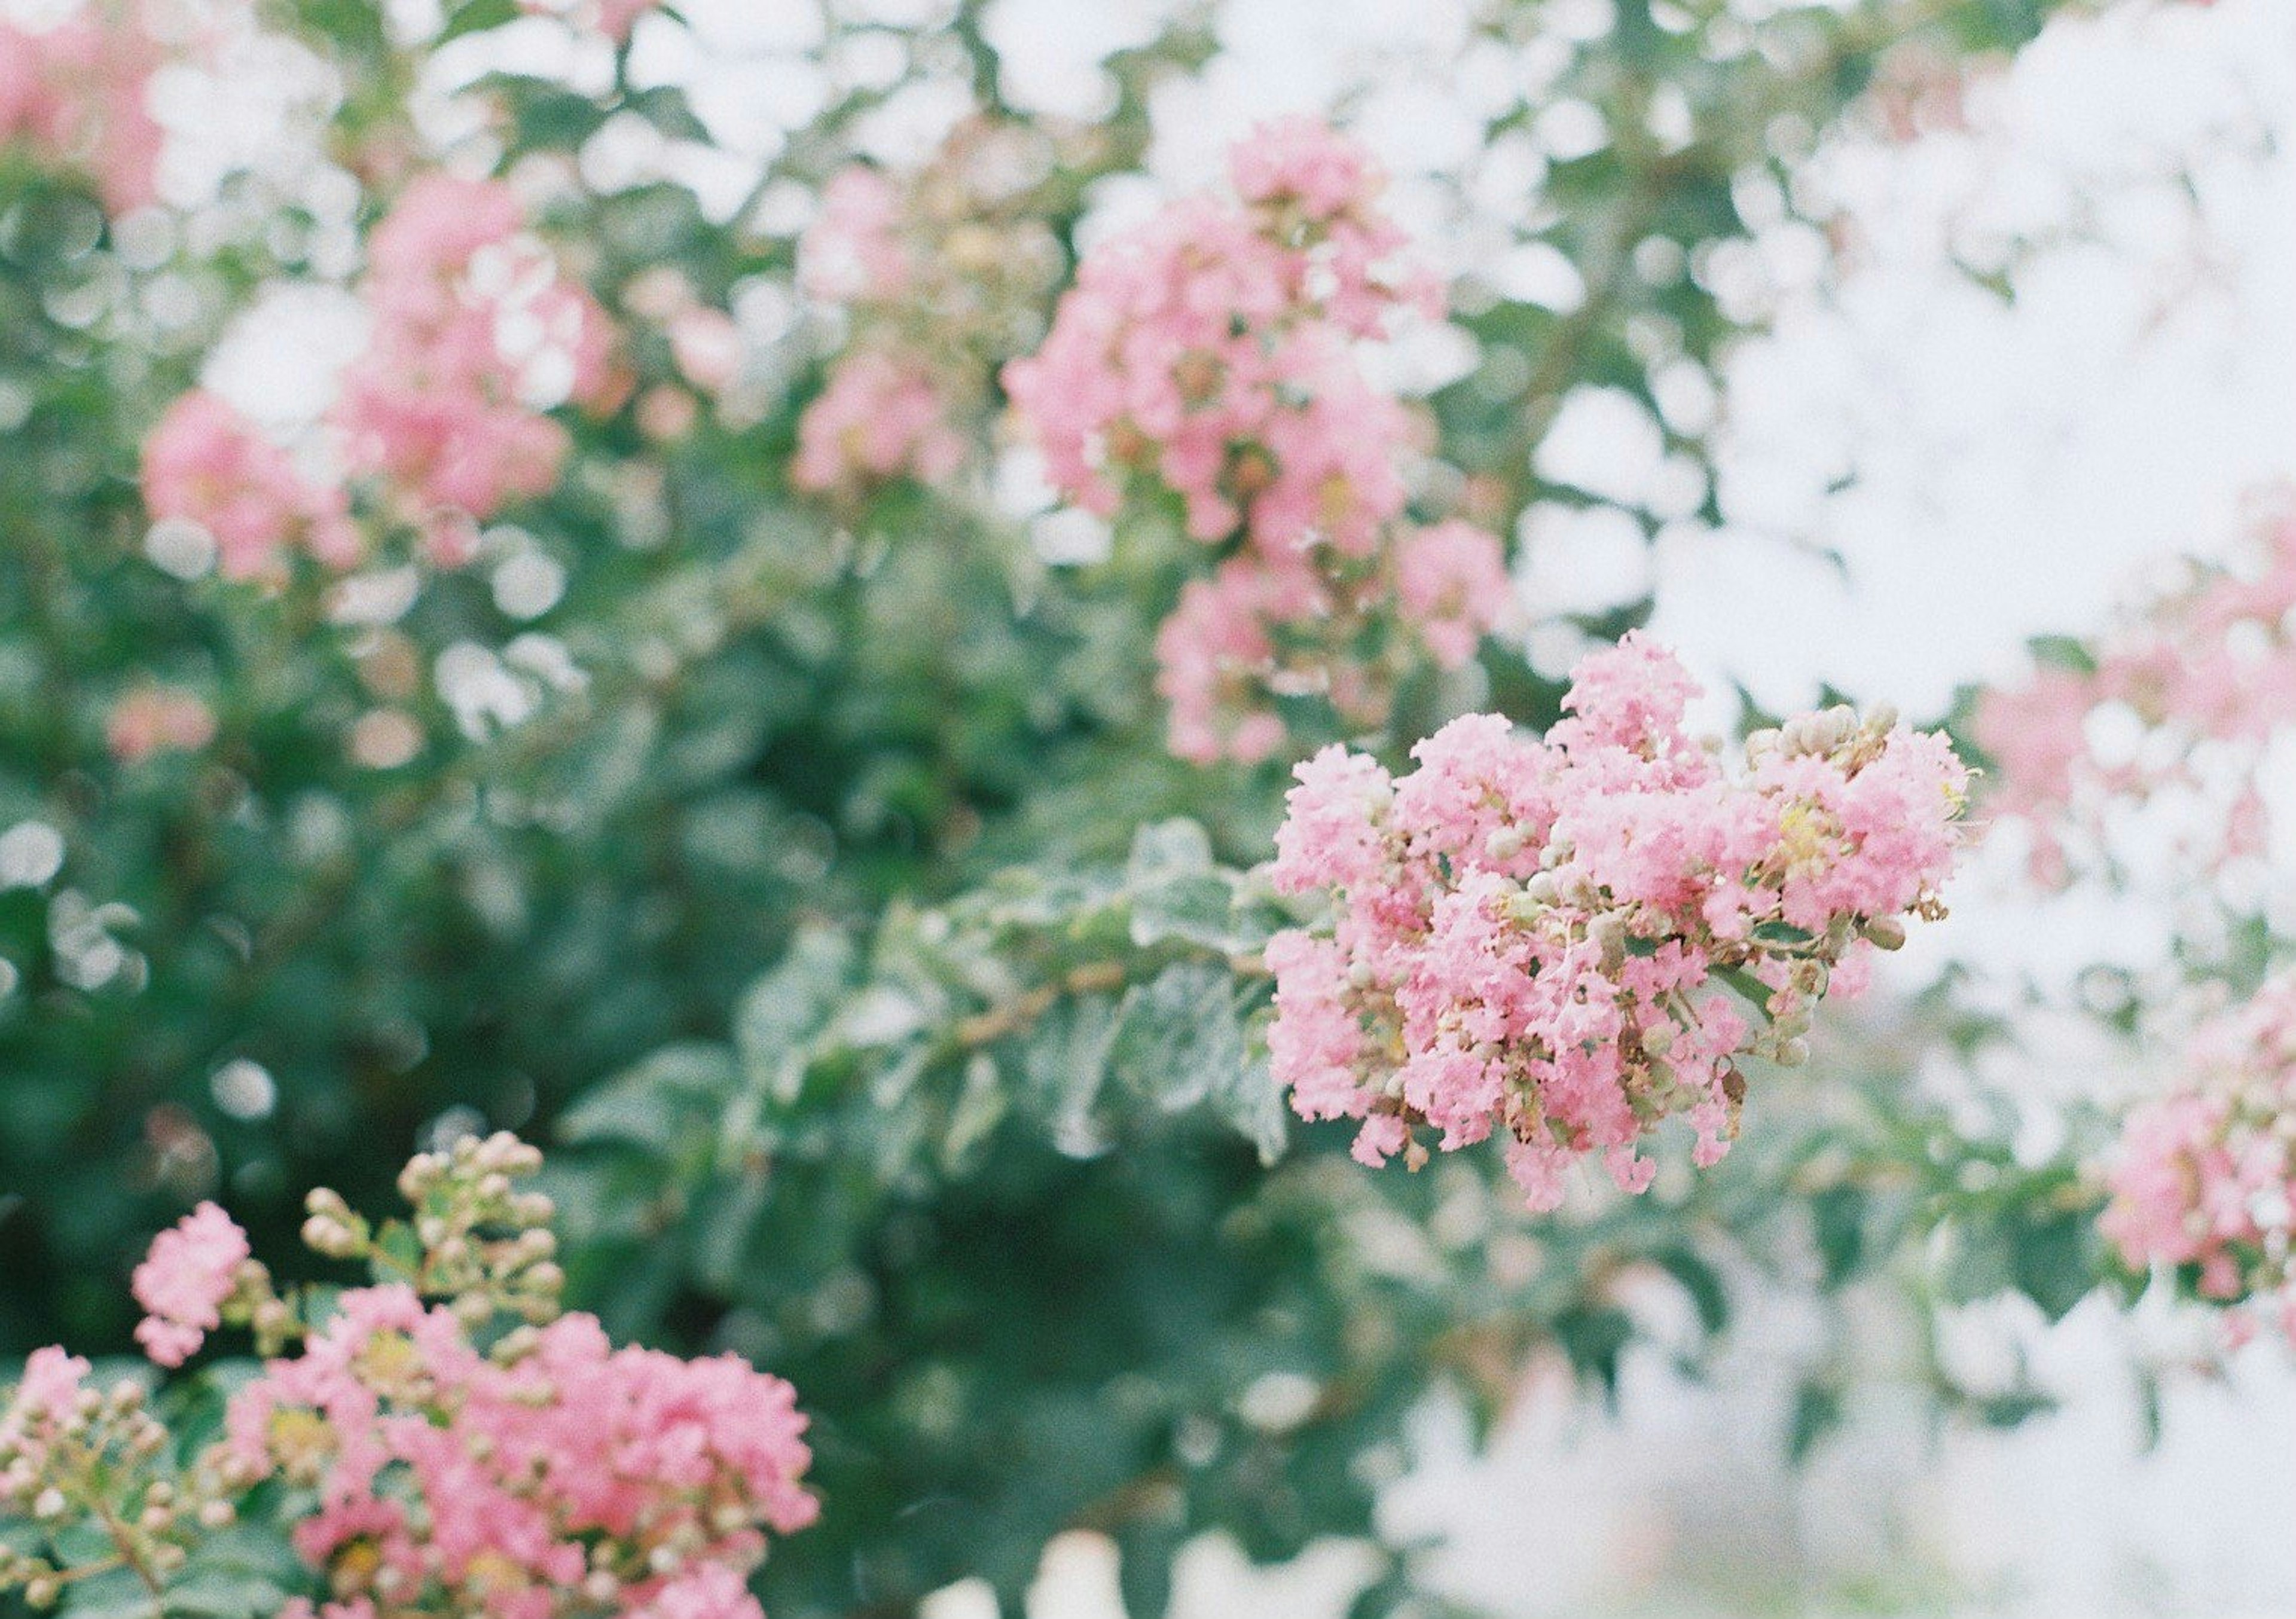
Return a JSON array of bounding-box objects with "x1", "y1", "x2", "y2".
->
[
  {"x1": 0, "y1": 1133, "x2": 815, "y2": 1619},
  {"x1": 1974, "y1": 487, "x2": 2296, "y2": 890},
  {"x1": 1266, "y1": 633, "x2": 1968, "y2": 1210},
  {"x1": 0, "y1": 5, "x2": 166, "y2": 213},
  {"x1": 2103, "y1": 971, "x2": 2296, "y2": 1346},
  {"x1": 792, "y1": 120, "x2": 1067, "y2": 498},
  {"x1": 141, "y1": 391, "x2": 362, "y2": 580},
  {"x1": 331, "y1": 175, "x2": 625, "y2": 557},
  {"x1": 1006, "y1": 119, "x2": 1509, "y2": 763},
  {"x1": 132, "y1": 1201, "x2": 256, "y2": 1367},
  {"x1": 792, "y1": 349, "x2": 967, "y2": 499},
  {"x1": 1003, "y1": 116, "x2": 1436, "y2": 556}
]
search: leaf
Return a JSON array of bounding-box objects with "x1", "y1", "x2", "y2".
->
[
  {"x1": 1128, "y1": 872, "x2": 1242, "y2": 951},
  {"x1": 1787, "y1": 1380, "x2": 1843, "y2": 1464},
  {"x1": 557, "y1": 1044, "x2": 734, "y2": 1154},
  {"x1": 2010, "y1": 1207, "x2": 2102, "y2": 1323},
  {"x1": 1213, "y1": 1054, "x2": 1289, "y2": 1165},
  {"x1": 1126, "y1": 818, "x2": 1214, "y2": 884},
  {"x1": 1109, "y1": 961, "x2": 1247, "y2": 1115},
  {"x1": 438, "y1": 0, "x2": 518, "y2": 42},
  {"x1": 2027, "y1": 633, "x2": 2097, "y2": 676},
  {"x1": 734, "y1": 925, "x2": 859, "y2": 1102},
  {"x1": 1810, "y1": 1184, "x2": 1868, "y2": 1287},
  {"x1": 1021, "y1": 994, "x2": 1120, "y2": 1148},
  {"x1": 1649, "y1": 1244, "x2": 1729, "y2": 1336}
]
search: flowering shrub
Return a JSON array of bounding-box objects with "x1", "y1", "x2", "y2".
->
[
  {"x1": 0, "y1": 1134, "x2": 814, "y2": 1619},
  {"x1": 1006, "y1": 119, "x2": 1510, "y2": 763},
  {"x1": 0, "y1": 0, "x2": 2226, "y2": 1611},
  {"x1": 1269, "y1": 634, "x2": 1967, "y2": 1208},
  {"x1": 140, "y1": 392, "x2": 361, "y2": 581},
  {"x1": 2103, "y1": 972, "x2": 2296, "y2": 1345}
]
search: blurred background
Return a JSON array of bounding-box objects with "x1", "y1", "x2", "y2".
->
[{"x1": 1, "y1": 0, "x2": 2291, "y2": 1614}]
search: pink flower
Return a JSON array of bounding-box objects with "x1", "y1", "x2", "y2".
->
[
  {"x1": 799, "y1": 167, "x2": 911, "y2": 306},
  {"x1": 227, "y1": 1282, "x2": 816, "y2": 1612},
  {"x1": 132, "y1": 1202, "x2": 251, "y2": 1368},
  {"x1": 517, "y1": 0, "x2": 661, "y2": 38},
  {"x1": 2103, "y1": 970, "x2": 2296, "y2": 1343},
  {"x1": 1977, "y1": 487, "x2": 2296, "y2": 890},
  {"x1": 106, "y1": 685, "x2": 217, "y2": 765},
  {"x1": 1006, "y1": 121, "x2": 1504, "y2": 765},
  {"x1": 329, "y1": 175, "x2": 622, "y2": 539},
  {"x1": 1394, "y1": 518, "x2": 1512, "y2": 668},
  {"x1": 624, "y1": 1565, "x2": 767, "y2": 1619},
  {"x1": 0, "y1": 13, "x2": 166, "y2": 214},
  {"x1": 141, "y1": 391, "x2": 360, "y2": 579},
  {"x1": 1266, "y1": 636, "x2": 1965, "y2": 1207},
  {"x1": 792, "y1": 349, "x2": 967, "y2": 497}
]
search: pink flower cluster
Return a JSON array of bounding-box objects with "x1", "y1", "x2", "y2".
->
[
  {"x1": 792, "y1": 348, "x2": 966, "y2": 496},
  {"x1": 1974, "y1": 490, "x2": 2296, "y2": 889},
  {"x1": 0, "y1": 7, "x2": 165, "y2": 213},
  {"x1": 1266, "y1": 633, "x2": 1968, "y2": 1209},
  {"x1": 0, "y1": 1133, "x2": 815, "y2": 1619},
  {"x1": 792, "y1": 123, "x2": 1065, "y2": 500},
  {"x1": 2103, "y1": 970, "x2": 2296, "y2": 1346},
  {"x1": 132, "y1": 1200, "x2": 253, "y2": 1367},
  {"x1": 230, "y1": 1290, "x2": 816, "y2": 1619},
  {"x1": 331, "y1": 174, "x2": 624, "y2": 560},
  {"x1": 141, "y1": 390, "x2": 362, "y2": 579},
  {"x1": 0, "y1": 1348, "x2": 93, "y2": 1497},
  {"x1": 1004, "y1": 120, "x2": 1509, "y2": 763}
]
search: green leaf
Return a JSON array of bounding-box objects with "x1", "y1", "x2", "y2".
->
[
  {"x1": 1021, "y1": 994, "x2": 1120, "y2": 1148},
  {"x1": 1128, "y1": 872, "x2": 1242, "y2": 951},
  {"x1": 1787, "y1": 1380, "x2": 1843, "y2": 1464},
  {"x1": 1649, "y1": 1244, "x2": 1729, "y2": 1336},
  {"x1": 438, "y1": 0, "x2": 518, "y2": 43},
  {"x1": 1109, "y1": 961, "x2": 1247, "y2": 1115},
  {"x1": 1126, "y1": 818, "x2": 1214, "y2": 884},
  {"x1": 1810, "y1": 1184, "x2": 1868, "y2": 1287},
  {"x1": 557, "y1": 1044, "x2": 734, "y2": 1154},
  {"x1": 735, "y1": 926, "x2": 859, "y2": 1102}
]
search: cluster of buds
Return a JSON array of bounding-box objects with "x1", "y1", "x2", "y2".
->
[
  {"x1": 0, "y1": 1352, "x2": 239, "y2": 1612},
  {"x1": 302, "y1": 1129, "x2": 563, "y2": 1326},
  {"x1": 1266, "y1": 633, "x2": 1967, "y2": 1209},
  {"x1": 0, "y1": 1132, "x2": 814, "y2": 1619}
]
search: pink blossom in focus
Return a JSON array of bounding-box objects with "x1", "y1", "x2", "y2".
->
[
  {"x1": 1266, "y1": 633, "x2": 1967, "y2": 1208},
  {"x1": 132, "y1": 1202, "x2": 251, "y2": 1368},
  {"x1": 225, "y1": 1283, "x2": 816, "y2": 1614}
]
